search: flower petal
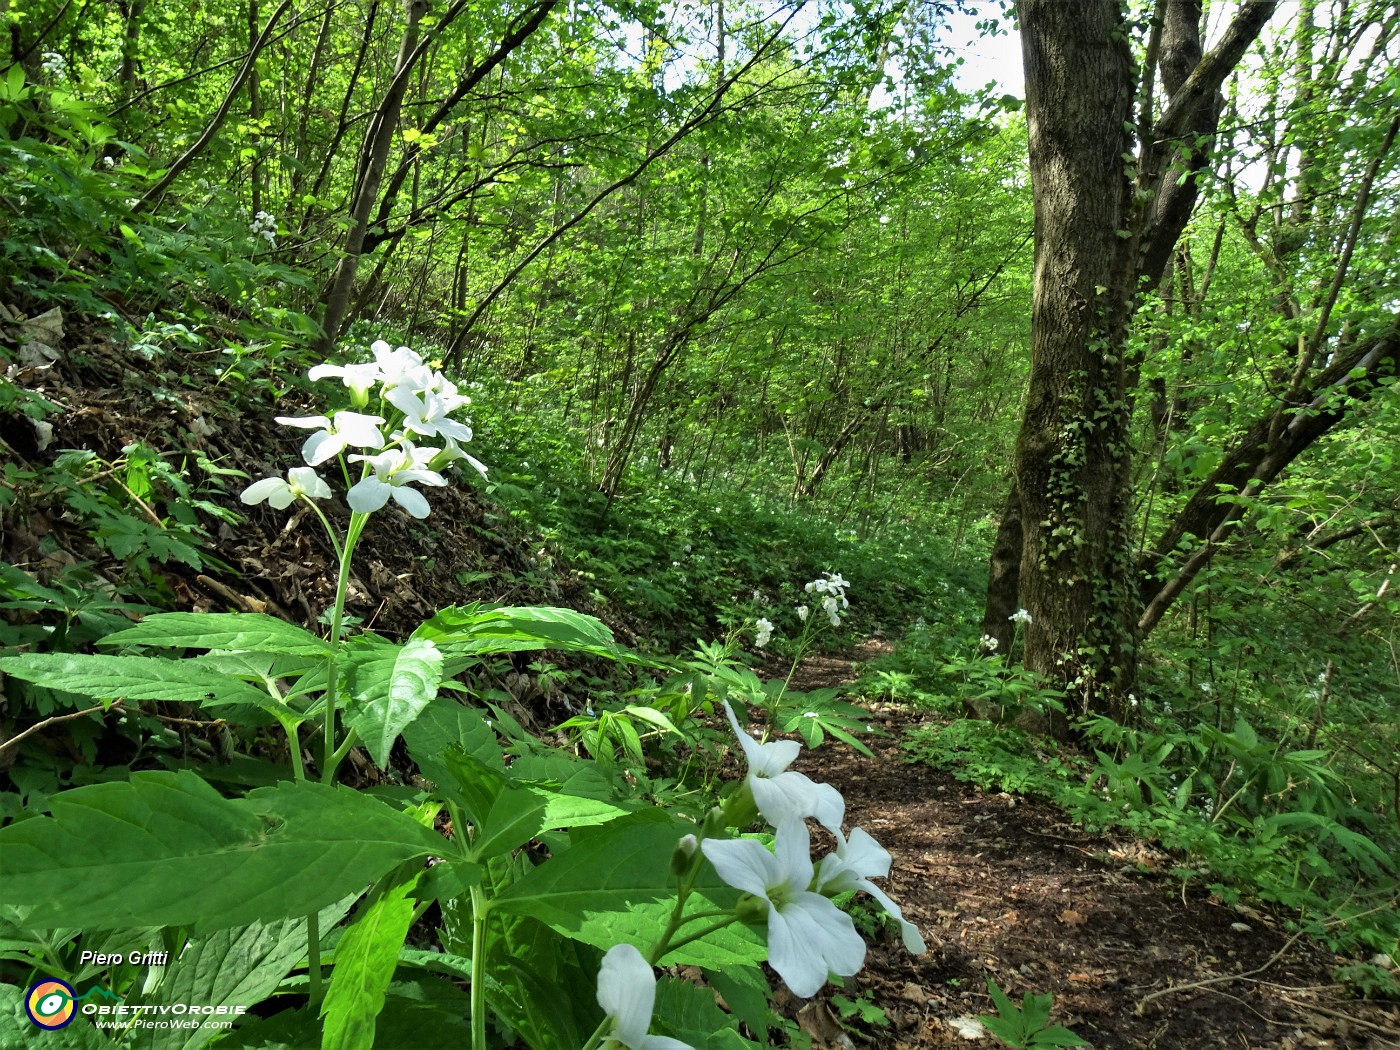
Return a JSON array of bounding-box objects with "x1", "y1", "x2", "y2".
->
[
  {"x1": 750, "y1": 772, "x2": 845, "y2": 835},
  {"x1": 700, "y1": 836, "x2": 780, "y2": 899},
  {"x1": 858, "y1": 880, "x2": 927, "y2": 954},
  {"x1": 840, "y1": 828, "x2": 892, "y2": 879},
  {"x1": 390, "y1": 484, "x2": 431, "y2": 519},
  {"x1": 347, "y1": 476, "x2": 390, "y2": 513},
  {"x1": 597, "y1": 944, "x2": 655, "y2": 1048},
  {"x1": 240, "y1": 477, "x2": 289, "y2": 506},
  {"x1": 771, "y1": 818, "x2": 814, "y2": 895},
  {"x1": 302, "y1": 430, "x2": 344, "y2": 466},
  {"x1": 287, "y1": 466, "x2": 331, "y2": 500},
  {"x1": 767, "y1": 893, "x2": 865, "y2": 998}
]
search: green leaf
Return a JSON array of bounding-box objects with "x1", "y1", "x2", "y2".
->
[
  {"x1": 400, "y1": 703, "x2": 503, "y2": 799},
  {"x1": 0, "y1": 983, "x2": 109, "y2": 1049},
  {"x1": 0, "y1": 653, "x2": 277, "y2": 710},
  {"x1": 131, "y1": 896, "x2": 357, "y2": 1050},
  {"x1": 414, "y1": 604, "x2": 620, "y2": 659},
  {"x1": 472, "y1": 787, "x2": 549, "y2": 862},
  {"x1": 343, "y1": 639, "x2": 444, "y2": 769},
  {"x1": 490, "y1": 814, "x2": 677, "y2": 927},
  {"x1": 1, "y1": 773, "x2": 443, "y2": 930},
  {"x1": 492, "y1": 817, "x2": 761, "y2": 968},
  {"x1": 100, "y1": 612, "x2": 331, "y2": 656},
  {"x1": 654, "y1": 976, "x2": 761, "y2": 1049},
  {"x1": 320, "y1": 876, "x2": 419, "y2": 1050}
]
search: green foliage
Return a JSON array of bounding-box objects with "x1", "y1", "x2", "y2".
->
[{"x1": 978, "y1": 979, "x2": 1089, "y2": 1049}]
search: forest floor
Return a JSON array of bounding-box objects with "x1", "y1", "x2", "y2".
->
[{"x1": 775, "y1": 644, "x2": 1400, "y2": 1050}]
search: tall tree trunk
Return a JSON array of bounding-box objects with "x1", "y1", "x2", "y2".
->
[
  {"x1": 246, "y1": 0, "x2": 264, "y2": 215},
  {"x1": 1001, "y1": 0, "x2": 1278, "y2": 722},
  {"x1": 1011, "y1": 0, "x2": 1140, "y2": 720},
  {"x1": 314, "y1": 0, "x2": 430, "y2": 355}
]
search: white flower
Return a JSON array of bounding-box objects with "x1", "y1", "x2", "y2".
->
[
  {"x1": 1009, "y1": 609, "x2": 1032, "y2": 625},
  {"x1": 755, "y1": 618, "x2": 774, "y2": 648},
  {"x1": 240, "y1": 466, "x2": 332, "y2": 510},
  {"x1": 805, "y1": 572, "x2": 849, "y2": 598},
  {"x1": 1199, "y1": 682, "x2": 1213, "y2": 694},
  {"x1": 821, "y1": 596, "x2": 841, "y2": 627},
  {"x1": 979, "y1": 634, "x2": 999, "y2": 652},
  {"x1": 347, "y1": 443, "x2": 448, "y2": 518},
  {"x1": 814, "y1": 828, "x2": 926, "y2": 954},
  {"x1": 276, "y1": 410, "x2": 386, "y2": 466},
  {"x1": 101, "y1": 156, "x2": 115, "y2": 170},
  {"x1": 387, "y1": 385, "x2": 475, "y2": 443},
  {"x1": 701, "y1": 819, "x2": 867, "y2": 998},
  {"x1": 596, "y1": 944, "x2": 695, "y2": 1050},
  {"x1": 796, "y1": 605, "x2": 809, "y2": 622},
  {"x1": 308, "y1": 360, "x2": 382, "y2": 402},
  {"x1": 429, "y1": 435, "x2": 488, "y2": 480},
  {"x1": 722, "y1": 701, "x2": 844, "y2": 834},
  {"x1": 371, "y1": 340, "x2": 435, "y2": 393}
]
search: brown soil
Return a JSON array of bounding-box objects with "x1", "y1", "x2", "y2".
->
[{"x1": 777, "y1": 646, "x2": 1400, "y2": 1050}]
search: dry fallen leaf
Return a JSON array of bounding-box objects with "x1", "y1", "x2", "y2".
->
[
  {"x1": 1058, "y1": 909, "x2": 1088, "y2": 927},
  {"x1": 946, "y1": 1014, "x2": 988, "y2": 1039}
]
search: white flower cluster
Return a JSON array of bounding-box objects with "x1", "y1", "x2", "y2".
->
[
  {"x1": 250, "y1": 210, "x2": 277, "y2": 247},
  {"x1": 241, "y1": 340, "x2": 486, "y2": 520},
  {"x1": 700, "y1": 701, "x2": 925, "y2": 998},
  {"x1": 1009, "y1": 608, "x2": 1032, "y2": 625},
  {"x1": 754, "y1": 617, "x2": 774, "y2": 648},
  {"x1": 979, "y1": 634, "x2": 999, "y2": 652},
  {"x1": 802, "y1": 571, "x2": 850, "y2": 627},
  {"x1": 41, "y1": 52, "x2": 67, "y2": 79}
]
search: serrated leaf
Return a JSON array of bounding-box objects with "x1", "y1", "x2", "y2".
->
[
  {"x1": 132, "y1": 896, "x2": 357, "y2": 1050},
  {"x1": 492, "y1": 817, "x2": 762, "y2": 968},
  {"x1": 0, "y1": 983, "x2": 109, "y2": 1049},
  {"x1": 401, "y1": 703, "x2": 503, "y2": 797},
  {"x1": 1, "y1": 772, "x2": 443, "y2": 930},
  {"x1": 0, "y1": 653, "x2": 276, "y2": 709},
  {"x1": 100, "y1": 613, "x2": 331, "y2": 656},
  {"x1": 414, "y1": 604, "x2": 620, "y2": 659},
  {"x1": 320, "y1": 877, "x2": 419, "y2": 1050},
  {"x1": 343, "y1": 639, "x2": 444, "y2": 769}
]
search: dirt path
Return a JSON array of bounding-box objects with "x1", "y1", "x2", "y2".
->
[{"x1": 777, "y1": 648, "x2": 1400, "y2": 1049}]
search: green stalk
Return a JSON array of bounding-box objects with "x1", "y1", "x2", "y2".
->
[
  {"x1": 655, "y1": 915, "x2": 740, "y2": 957},
  {"x1": 306, "y1": 912, "x2": 322, "y2": 1008},
  {"x1": 469, "y1": 883, "x2": 489, "y2": 1050},
  {"x1": 322, "y1": 510, "x2": 368, "y2": 785}
]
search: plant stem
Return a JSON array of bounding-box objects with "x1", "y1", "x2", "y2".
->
[
  {"x1": 322, "y1": 511, "x2": 367, "y2": 784},
  {"x1": 655, "y1": 915, "x2": 740, "y2": 957},
  {"x1": 306, "y1": 912, "x2": 322, "y2": 1008},
  {"x1": 469, "y1": 883, "x2": 489, "y2": 1050}
]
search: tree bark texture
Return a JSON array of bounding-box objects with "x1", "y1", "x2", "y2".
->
[
  {"x1": 1012, "y1": 0, "x2": 1140, "y2": 718},
  {"x1": 995, "y1": 0, "x2": 1278, "y2": 721},
  {"x1": 315, "y1": 0, "x2": 430, "y2": 355}
]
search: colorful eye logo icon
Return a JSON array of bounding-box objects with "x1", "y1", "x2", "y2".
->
[{"x1": 26, "y1": 979, "x2": 77, "y2": 1029}]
